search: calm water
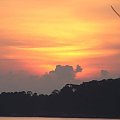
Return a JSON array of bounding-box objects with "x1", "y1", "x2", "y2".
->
[{"x1": 0, "y1": 118, "x2": 117, "y2": 120}]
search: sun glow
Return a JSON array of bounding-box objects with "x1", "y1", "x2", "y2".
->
[{"x1": 0, "y1": 0, "x2": 120, "y2": 79}]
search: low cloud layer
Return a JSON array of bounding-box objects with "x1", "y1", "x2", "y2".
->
[
  {"x1": 100, "y1": 70, "x2": 110, "y2": 79},
  {"x1": 0, "y1": 65, "x2": 83, "y2": 94}
]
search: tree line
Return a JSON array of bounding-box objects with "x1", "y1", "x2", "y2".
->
[{"x1": 0, "y1": 78, "x2": 120, "y2": 118}]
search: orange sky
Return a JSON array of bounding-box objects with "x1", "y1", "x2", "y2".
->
[{"x1": 0, "y1": 0, "x2": 120, "y2": 80}]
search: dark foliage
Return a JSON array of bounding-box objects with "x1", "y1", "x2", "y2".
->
[{"x1": 0, "y1": 78, "x2": 120, "y2": 118}]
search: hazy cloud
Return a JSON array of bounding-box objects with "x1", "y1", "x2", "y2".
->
[
  {"x1": 100, "y1": 70, "x2": 110, "y2": 79},
  {"x1": 75, "y1": 65, "x2": 83, "y2": 73},
  {"x1": 0, "y1": 65, "x2": 83, "y2": 94}
]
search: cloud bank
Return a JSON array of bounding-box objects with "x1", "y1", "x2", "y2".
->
[
  {"x1": 0, "y1": 65, "x2": 83, "y2": 94},
  {"x1": 100, "y1": 70, "x2": 110, "y2": 79}
]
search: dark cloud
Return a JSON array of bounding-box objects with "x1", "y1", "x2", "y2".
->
[{"x1": 0, "y1": 65, "x2": 83, "y2": 94}]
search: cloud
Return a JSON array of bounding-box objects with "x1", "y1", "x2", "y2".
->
[
  {"x1": 46, "y1": 65, "x2": 82, "y2": 81},
  {"x1": 75, "y1": 65, "x2": 83, "y2": 73},
  {"x1": 100, "y1": 70, "x2": 110, "y2": 79},
  {"x1": 0, "y1": 65, "x2": 83, "y2": 94},
  {"x1": 51, "y1": 65, "x2": 75, "y2": 81}
]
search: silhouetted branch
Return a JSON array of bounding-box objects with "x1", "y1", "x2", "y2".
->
[{"x1": 111, "y1": 5, "x2": 120, "y2": 18}]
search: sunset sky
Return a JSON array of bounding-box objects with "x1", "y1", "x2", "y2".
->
[{"x1": 0, "y1": 0, "x2": 120, "y2": 93}]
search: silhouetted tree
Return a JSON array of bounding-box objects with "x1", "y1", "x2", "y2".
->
[{"x1": 0, "y1": 78, "x2": 120, "y2": 118}]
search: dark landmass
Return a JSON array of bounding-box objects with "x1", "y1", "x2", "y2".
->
[{"x1": 0, "y1": 78, "x2": 120, "y2": 118}]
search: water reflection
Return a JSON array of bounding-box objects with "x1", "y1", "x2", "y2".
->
[{"x1": 0, "y1": 118, "x2": 117, "y2": 120}]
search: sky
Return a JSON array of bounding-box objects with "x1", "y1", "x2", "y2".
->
[{"x1": 0, "y1": 0, "x2": 120, "y2": 94}]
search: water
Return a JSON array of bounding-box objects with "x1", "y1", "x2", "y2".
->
[{"x1": 0, "y1": 118, "x2": 117, "y2": 120}]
